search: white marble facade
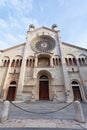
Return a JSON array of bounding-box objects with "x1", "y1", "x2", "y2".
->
[{"x1": 0, "y1": 24, "x2": 87, "y2": 103}]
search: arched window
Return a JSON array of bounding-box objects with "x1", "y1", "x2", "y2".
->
[
  {"x1": 56, "y1": 58, "x2": 58, "y2": 65},
  {"x1": 7, "y1": 60, "x2": 10, "y2": 67},
  {"x1": 69, "y1": 58, "x2": 72, "y2": 65},
  {"x1": 78, "y1": 58, "x2": 82, "y2": 65},
  {"x1": 65, "y1": 58, "x2": 68, "y2": 65},
  {"x1": 26, "y1": 59, "x2": 29, "y2": 67},
  {"x1": 78, "y1": 54, "x2": 87, "y2": 66},
  {"x1": 40, "y1": 75, "x2": 48, "y2": 80},
  {"x1": 2, "y1": 56, "x2": 10, "y2": 67},
  {"x1": 10, "y1": 81, "x2": 16, "y2": 85},
  {"x1": 53, "y1": 58, "x2": 55, "y2": 65},
  {"x1": 59, "y1": 58, "x2": 61, "y2": 65},
  {"x1": 20, "y1": 59, "x2": 22, "y2": 66},
  {"x1": 32, "y1": 59, "x2": 35, "y2": 67},
  {"x1": 4, "y1": 60, "x2": 7, "y2": 67},
  {"x1": 73, "y1": 58, "x2": 77, "y2": 65},
  {"x1": 11, "y1": 60, "x2": 15, "y2": 67},
  {"x1": 30, "y1": 59, "x2": 32, "y2": 67},
  {"x1": 82, "y1": 58, "x2": 85, "y2": 65},
  {"x1": 72, "y1": 81, "x2": 78, "y2": 84},
  {"x1": 16, "y1": 59, "x2": 19, "y2": 67}
]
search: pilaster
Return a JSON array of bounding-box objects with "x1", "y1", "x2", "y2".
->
[
  {"x1": 16, "y1": 44, "x2": 27, "y2": 99},
  {"x1": 3, "y1": 61, "x2": 12, "y2": 100},
  {"x1": 35, "y1": 56, "x2": 38, "y2": 67},
  {"x1": 76, "y1": 60, "x2": 87, "y2": 101},
  {"x1": 17, "y1": 58, "x2": 26, "y2": 95},
  {"x1": 57, "y1": 30, "x2": 72, "y2": 103},
  {"x1": 50, "y1": 57, "x2": 53, "y2": 67}
]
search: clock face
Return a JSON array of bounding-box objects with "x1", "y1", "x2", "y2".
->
[{"x1": 31, "y1": 37, "x2": 55, "y2": 52}]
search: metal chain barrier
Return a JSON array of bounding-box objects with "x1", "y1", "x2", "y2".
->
[{"x1": 10, "y1": 101, "x2": 73, "y2": 114}]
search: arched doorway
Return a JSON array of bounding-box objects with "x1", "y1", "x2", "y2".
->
[
  {"x1": 72, "y1": 81, "x2": 82, "y2": 101},
  {"x1": 39, "y1": 75, "x2": 49, "y2": 100},
  {"x1": 7, "y1": 81, "x2": 17, "y2": 101}
]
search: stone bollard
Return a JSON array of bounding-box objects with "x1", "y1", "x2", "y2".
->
[
  {"x1": 0, "y1": 100, "x2": 10, "y2": 122},
  {"x1": 74, "y1": 100, "x2": 85, "y2": 123}
]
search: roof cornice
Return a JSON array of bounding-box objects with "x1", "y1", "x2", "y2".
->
[
  {"x1": 62, "y1": 41, "x2": 87, "y2": 51},
  {"x1": 2, "y1": 42, "x2": 26, "y2": 52},
  {"x1": 27, "y1": 26, "x2": 58, "y2": 33}
]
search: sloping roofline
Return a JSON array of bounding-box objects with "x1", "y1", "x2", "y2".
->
[
  {"x1": 0, "y1": 42, "x2": 26, "y2": 53},
  {"x1": 62, "y1": 41, "x2": 87, "y2": 51},
  {"x1": 0, "y1": 41, "x2": 87, "y2": 53},
  {"x1": 0, "y1": 32, "x2": 87, "y2": 53},
  {"x1": 28, "y1": 26, "x2": 58, "y2": 33}
]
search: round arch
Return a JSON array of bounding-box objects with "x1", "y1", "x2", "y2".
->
[
  {"x1": 36, "y1": 70, "x2": 53, "y2": 100},
  {"x1": 71, "y1": 80, "x2": 82, "y2": 101},
  {"x1": 7, "y1": 81, "x2": 17, "y2": 101},
  {"x1": 66, "y1": 54, "x2": 76, "y2": 58}
]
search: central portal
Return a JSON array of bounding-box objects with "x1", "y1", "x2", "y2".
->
[{"x1": 39, "y1": 75, "x2": 49, "y2": 100}]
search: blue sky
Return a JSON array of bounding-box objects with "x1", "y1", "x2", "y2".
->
[{"x1": 0, "y1": 0, "x2": 87, "y2": 50}]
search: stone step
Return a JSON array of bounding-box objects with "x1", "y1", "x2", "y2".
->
[{"x1": 0, "y1": 128, "x2": 83, "y2": 130}]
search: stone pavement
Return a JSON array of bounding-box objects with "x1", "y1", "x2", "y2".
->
[
  {"x1": 0, "y1": 119, "x2": 87, "y2": 129},
  {"x1": 0, "y1": 101, "x2": 87, "y2": 129},
  {"x1": 0, "y1": 128, "x2": 85, "y2": 130}
]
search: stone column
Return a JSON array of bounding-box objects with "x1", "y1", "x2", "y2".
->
[
  {"x1": 50, "y1": 57, "x2": 53, "y2": 67},
  {"x1": 35, "y1": 56, "x2": 38, "y2": 67},
  {"x1": 61, "y1": 59, "x2": 72, "y2": 102},
  {"x1": 17, "y1": 58, "x2": 26, "y2": 98},
  {"x1": 57, "y1": 30, "x2": 72, "y2": 103}
]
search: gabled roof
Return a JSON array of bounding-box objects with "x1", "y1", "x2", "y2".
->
[
  {"x1": 62, "y1": 41, "x2": 87, "y2": 51},
  {"x1": 28, "y1": 26, "x2": 57, "y2": 33},
  {"x1": 0, "y1": 42, "x2": 26, "y2": 53}
]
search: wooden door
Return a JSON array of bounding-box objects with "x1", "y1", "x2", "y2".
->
[
  {"x1": 72, "y1": 86, "x2": 82, "y2": 101},
  {"x1": 7, "y1": 87, "x2": 16, "y2": 101},
  {"x1": 39, "y1": 81, "x2": 49, "y2": 100}
]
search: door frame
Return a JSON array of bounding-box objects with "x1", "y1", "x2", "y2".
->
[
  {"x1": 72, "y1": 85, "x2": 82, "y2": 101},
  {"x1": 7, "y1": 86, "x2": 16, "y2": 101},
  {"x1": 39, "y1": 75, "x2": 49, "y2": 100},
  {"x1": 36, "y1": 70, "x2": 53, "y2": 101},
  {"x1": 71, "y1": 80, "x2": 82, "y2": 101},
  {"x1": 39, "y1": 80, "x2": 49, "y2": 100},
  {"x1": 7, "y1": 81, "x2": 17, "y2": 101}
]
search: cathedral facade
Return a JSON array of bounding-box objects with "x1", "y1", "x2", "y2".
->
[{"x1": 0, "y1": 24, "x2": 87, "y2": 103}]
